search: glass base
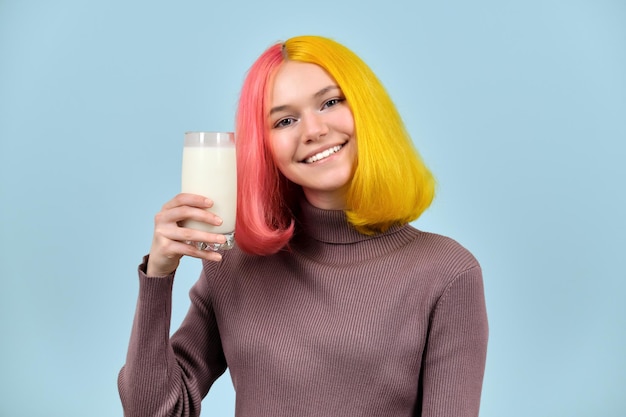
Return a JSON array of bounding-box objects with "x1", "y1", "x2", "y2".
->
[{"x1": 187, "y1": 232, "x2": 235, "y2": 251}]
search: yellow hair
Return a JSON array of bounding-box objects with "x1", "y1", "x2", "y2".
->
[{"x1": 284, "y1": 36, "x2": 435, "y2": 233}]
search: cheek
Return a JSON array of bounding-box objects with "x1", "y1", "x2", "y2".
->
[
  {"x1": 336, "y1": 107, "x2": 356, "y2": 135},
  {"x1": 268, "y1": 132, "x2": 293, "y2": 167}
]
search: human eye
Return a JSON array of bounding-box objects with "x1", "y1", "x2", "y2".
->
[
  {"x1": 273, "y1": 117, "x2": 296, "y2": 129},
  {"x1": 321, "y1": 97, "x2": 345, "y2": 110}
]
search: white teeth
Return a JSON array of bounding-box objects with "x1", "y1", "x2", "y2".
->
[{"x1": 304, "y1": 145, "x2": 343, "y2": 164}]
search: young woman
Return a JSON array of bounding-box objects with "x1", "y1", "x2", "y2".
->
[{"x1": 118, "y1": 35, "x2": 488, "y2": 417}]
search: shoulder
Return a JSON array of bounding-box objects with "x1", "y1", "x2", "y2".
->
[{"x1": 398, "y1": 225, "x2": 481, "y2": 280}]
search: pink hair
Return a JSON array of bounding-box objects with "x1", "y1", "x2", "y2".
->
[{"x1": 234, "y1": 44, "x2": 296, "y2": 255}]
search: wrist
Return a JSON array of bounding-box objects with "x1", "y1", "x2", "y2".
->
[{"x1": 143, "y1": 255, "x2": 175, "y2": 278}]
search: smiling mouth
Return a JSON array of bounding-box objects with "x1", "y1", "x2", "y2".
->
[{"x1": 302, "y1": 144, "x2": 344, "y2": 164}]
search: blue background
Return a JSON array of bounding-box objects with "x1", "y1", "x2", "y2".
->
[{"x1": 1, "y1": 0, "x2": 624, "y2": 416}]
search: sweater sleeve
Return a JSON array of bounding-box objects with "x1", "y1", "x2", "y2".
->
[
  {"x1": 117, "y1": 257, "x2": 227, "y2": 417},
  {"x1": 420, "y1": 265, "x2": 489, "y2": 417}
]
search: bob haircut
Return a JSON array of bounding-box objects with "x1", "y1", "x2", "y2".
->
[{"x1": 235, "y1": 35, "x2": 435, "y2": 256}]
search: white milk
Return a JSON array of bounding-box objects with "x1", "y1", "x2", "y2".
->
[{"x1": 181, "y1": 146, "x2": 237, "y2": 234}]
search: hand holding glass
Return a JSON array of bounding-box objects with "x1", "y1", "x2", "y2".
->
[{"x1": 181, "y1": 131, "x2": 237, "y2": 251}]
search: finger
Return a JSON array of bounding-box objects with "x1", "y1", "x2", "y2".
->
[
  {"x1": 172, "y1": 239, "x2": 223, "y2": 262},
  {"x1": 162, "y1": 193, "x2": 214, "y2": 211},
  {"x1": 175, "y1": 226, "x2": 228, "y2": 248},
  {"x1": 148, "y1": 238, "x2": 223, "y2": 276},
  {"x1": 153, "y1": 215, "x2": 227, "y2": 248},
  {"x1": 152, "y1": 228, "x2": 225, "y2": 259},
  {"x1": 155, "y1": 205, "x2": 223, "y2": 229}
]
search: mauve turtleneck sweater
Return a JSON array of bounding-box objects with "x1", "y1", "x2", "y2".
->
[{"x1": 118, "y1": 201, "x2": 488, "y2": 417}]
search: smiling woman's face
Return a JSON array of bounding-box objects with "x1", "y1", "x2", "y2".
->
[{"x1": 267, "y1": 61, "x2": 357, "y2": 210}]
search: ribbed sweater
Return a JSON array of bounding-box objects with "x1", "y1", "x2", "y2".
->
[{"x1": 118, "y1": 201, "x2": 488, "y2": 417}]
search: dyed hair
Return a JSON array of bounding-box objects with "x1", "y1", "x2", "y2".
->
[{"x1": 235, "y1": 35, "x2": 435, "y2": 255}]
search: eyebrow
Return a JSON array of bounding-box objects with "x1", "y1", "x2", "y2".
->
[{"x1": 269, "y1": 85, "x2": 341, "y2": 116}]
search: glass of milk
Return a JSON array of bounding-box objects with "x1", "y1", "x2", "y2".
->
[{"x1": 181, "y1": 131, "x2": 237, "y2": 251}]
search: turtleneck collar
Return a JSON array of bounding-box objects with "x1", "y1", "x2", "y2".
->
[
  {"x1": 294, "y1": 199, "x2": 408, "y2": 244},
  {"x1": 288, "y1": 199, "x2": 419, "y2": 264},
  {"x1": 294, "y1": 199, "x2": 365, "y2": 244}
]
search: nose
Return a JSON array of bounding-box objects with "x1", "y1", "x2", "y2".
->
[{"x1": 301, "y1": 111, "x2": 328, "y2": 142}]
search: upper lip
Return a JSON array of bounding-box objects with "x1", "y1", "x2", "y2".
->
[{"x1": 299, "y1": 142, "x2": 347, "y2": 163}]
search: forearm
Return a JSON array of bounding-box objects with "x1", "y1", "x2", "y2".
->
[{"x1": 118, "y1": 262, "x2": 200, "y2": 417}]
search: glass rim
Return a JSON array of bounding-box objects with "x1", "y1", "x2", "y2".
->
[{"x1": 184, "y1": 131, "x2": 235, "y2": 147}]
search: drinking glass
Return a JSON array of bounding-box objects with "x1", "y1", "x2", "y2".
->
[{"x1": 181, "y1": 131, "x2": 237, "y2": 251}]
